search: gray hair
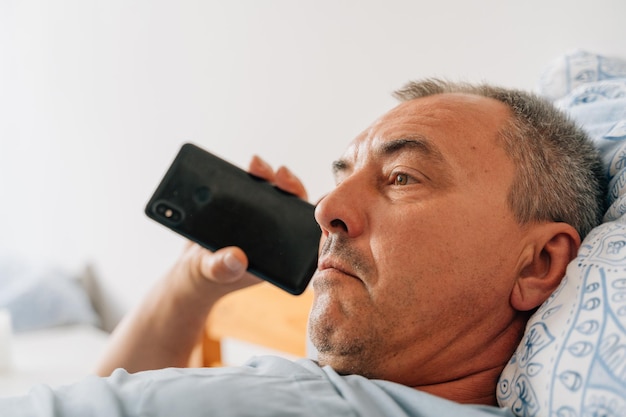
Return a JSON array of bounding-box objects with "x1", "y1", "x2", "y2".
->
[{"x1": 393, "y1": 78, "x2": 607, "y2": 239}]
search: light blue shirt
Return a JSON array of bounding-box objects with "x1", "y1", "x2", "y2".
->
[{"x1": 2, "y1": 356, "x2": 513, "y2": 417}]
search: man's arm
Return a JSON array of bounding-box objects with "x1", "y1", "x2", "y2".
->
[
  {"x1": 94, "y1": 244, "x2": 259, "y2": 376},
  {"x1": 95, "y1": 156, "x2": 309, "y2": 376}
]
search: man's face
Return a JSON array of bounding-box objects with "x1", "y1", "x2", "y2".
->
[{"x1": 309, "y1": 93, "x2": 530, "y2": 386}]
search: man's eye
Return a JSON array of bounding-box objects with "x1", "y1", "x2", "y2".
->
[{"x1": 394, "y1": 173, "x2": 410, "y2": 185}]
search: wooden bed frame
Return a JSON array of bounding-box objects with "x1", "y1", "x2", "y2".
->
[{"x1": 196, "y1": 283, "x2": 314, "y2": 366}]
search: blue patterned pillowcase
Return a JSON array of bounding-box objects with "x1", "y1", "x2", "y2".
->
[{"x1": 497, "y1": 50, "x2": 626, "y2": 417}]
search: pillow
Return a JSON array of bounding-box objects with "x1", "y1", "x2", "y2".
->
[
  {"x1": 497, "y1": 51, "x2": 626, "y2": 417},
  {"x1": 537, "y1": 48, "x2": 626, "y2": 102},
  {"x1": 0, "y1": 256, "x2": 100, "y2": 332}
]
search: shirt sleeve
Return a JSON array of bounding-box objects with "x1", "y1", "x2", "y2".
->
[{"x1": 0, "y1": 357, "x2": 354, "y2": 417}]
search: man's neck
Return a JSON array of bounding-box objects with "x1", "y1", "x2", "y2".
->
[
  {"x1": 417, "y1": 364, "x2": 504, "y2": 405},
  {"x1": 412, "y1": 312, "x2": 530, "y2": 406}
]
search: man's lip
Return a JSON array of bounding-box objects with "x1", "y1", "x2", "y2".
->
[{"x1": 317, "y1": 257, "x2": 359, "y2": 279}]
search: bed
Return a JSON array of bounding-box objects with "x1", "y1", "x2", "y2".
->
[{"x1": 0, "y1": 262, "x2": 110, "y2": 397}]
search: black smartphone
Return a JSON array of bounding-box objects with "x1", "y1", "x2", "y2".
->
[{"x1": 145, "y1": 143, "x2": 320, "y2": 295}]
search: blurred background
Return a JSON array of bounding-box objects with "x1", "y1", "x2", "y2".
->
[{"x1": 1, "y1": 0, "x2": 625, "y2": 329}]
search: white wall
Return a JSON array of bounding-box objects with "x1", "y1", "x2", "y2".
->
[{"x1": 1, "y1": 0, "x2": 625, "y2": 328}]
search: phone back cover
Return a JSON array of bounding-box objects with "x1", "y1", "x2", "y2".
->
[{"x1": 145, "y1": 143, "x2": 320, "y2": 295}]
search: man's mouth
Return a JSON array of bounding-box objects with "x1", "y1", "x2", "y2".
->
[{"x1": 316, "y1": 256, "x2": 361, "y2": 280}]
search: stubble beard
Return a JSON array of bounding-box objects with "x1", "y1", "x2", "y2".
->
[{"x1": 308, "y1": 233, "x2": 381, "y2": 376}]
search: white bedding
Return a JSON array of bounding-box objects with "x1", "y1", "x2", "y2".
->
[
  {"x1": 0, "y1": 324, "x2": 109, "y2": 397},
  {"x1": 0, "y1": 257, "x2": 110, "y2": 398}
]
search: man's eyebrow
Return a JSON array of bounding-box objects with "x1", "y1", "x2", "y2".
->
[
  {"x1": 330, "y1": 136, "x2": 447, "y2": 178},
  {"x1": 376, "y1": 137, "x2": 445, "y2": 162},
  {"x1": 331, "y1": 159, "x2": 350, "y2": 175}
]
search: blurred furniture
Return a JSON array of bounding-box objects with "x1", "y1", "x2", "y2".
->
[{"x1": 198, "y1": 283, "x2": 313, "y2": 367}]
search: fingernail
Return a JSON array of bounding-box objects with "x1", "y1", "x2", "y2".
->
[{"x1": 224, "y1": 252, "x2": 244, "y2": 273}]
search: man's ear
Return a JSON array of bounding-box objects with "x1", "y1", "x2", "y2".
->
[{"x1": 510, "y1": 223, "x2": 581, "y2": 312}]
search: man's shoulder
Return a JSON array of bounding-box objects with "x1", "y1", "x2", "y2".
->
[{"x1": 260, "y1": 357, "x2": 514, "y2": 417}]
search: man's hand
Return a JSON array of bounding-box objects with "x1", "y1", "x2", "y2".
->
[{"x1": 95, "y1": 155, "x2": 309, "y2": 376}]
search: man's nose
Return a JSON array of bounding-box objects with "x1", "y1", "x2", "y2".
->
[{"x1": 314, "y1": 175, "x2": 366, "y2": 239}]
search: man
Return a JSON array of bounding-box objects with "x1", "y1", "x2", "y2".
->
[{"x1": 2, "y1": 79, "x2": 607, "y2": 416}]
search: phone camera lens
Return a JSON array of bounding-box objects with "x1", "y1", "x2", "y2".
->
[{"x1": 155, "y1": 202, "x2": 183, "y2": 223}]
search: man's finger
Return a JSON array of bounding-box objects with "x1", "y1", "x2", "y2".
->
[
  {"x1": 248, "y1": 155, "x2": 276, "y2": 182},
  {"x1": 200, "y1": 247, "x2": 248, "y2": 284},
  {"x1": 275, "y1": 166, "x2": 308, "y2": 201}
]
